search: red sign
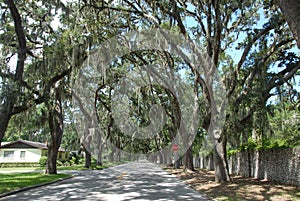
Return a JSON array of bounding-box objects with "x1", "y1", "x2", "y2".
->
[{"x1": 172, "y1": 144, "x2": 179, "y2": 152}]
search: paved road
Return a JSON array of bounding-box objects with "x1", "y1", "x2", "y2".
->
[{"x1": 1, "y1": 161, "x2": 210, "y2": 201}]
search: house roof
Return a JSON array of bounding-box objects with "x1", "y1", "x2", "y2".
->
[{"x1": 0, "y1": 140, "x2": 66, "y2": 152}]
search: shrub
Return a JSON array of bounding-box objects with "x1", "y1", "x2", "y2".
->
[
  {"x1": 70, "y1": 156, "x2": 78, "y2": 165},
  {"x1": 0, "y1": 162, "x2": 40, "y2": 168},
  {"x1": 227, "y1": 149, "x2": 239, "y2": 157},
  {"x1": 78, "y1": 157, "x2": 85, "y2": 164},
  {"x1": 56, "y1": 160, "x2": 63, "y2": 166},
  {"x1": 39, "y1": 156, "x2": 47, "y2": 167},
  {"x1": 91, "y1": 157, "x2": 97, "y2": 165}
]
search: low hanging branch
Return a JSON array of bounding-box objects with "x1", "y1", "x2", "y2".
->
[{"x1": 12, "y1": 68, "x2": 72, "y2": 115}]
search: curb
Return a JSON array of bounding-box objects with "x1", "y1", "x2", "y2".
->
[{"x1": 0, "y1": 174, "x2": 74, "y2": 199}]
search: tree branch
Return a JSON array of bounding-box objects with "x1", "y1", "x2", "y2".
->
[
  {"x1": 227, "y1": 23, "x2": 281, "y2": 98},
  {"x1": 266, "y1": 61, "x2": 300, "y2": 93},
  {"x1": 6, "y1": 0, "x2": 27, "y2": 82},
  {"x1": 12, "y1": 68, "x2": 71, "y2": 115}
]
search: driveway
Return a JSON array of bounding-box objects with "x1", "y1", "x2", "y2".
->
[{"x1": 1, "y1": 160, "x2": 210, "y2": 201}]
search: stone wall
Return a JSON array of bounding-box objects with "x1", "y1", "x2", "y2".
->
[
  {"x1": 228, "y1": 148, "x2": 300, "y2": 186},
  {"x1": 200, "y1": 148, "x2": 300, "y2": 186}
]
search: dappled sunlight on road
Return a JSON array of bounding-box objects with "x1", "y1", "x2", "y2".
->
[{"x1": 1, "y1": 161, "x2": 209, "y2": 201}]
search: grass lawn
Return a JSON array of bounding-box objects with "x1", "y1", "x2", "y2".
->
[
  {"x1": 54, "y1": 163, "x2": 113, "y2": 171},
  {"x1": 0, "y1": 167, "x2": 40, "y2": 172},
  {"x1": 55, "y1": 161, "x2": 127, "y2": 171},
  {"x1": 166, "y1": 167, "x2": 300, "y2": 201},
  {"x1": 0, "y1": 161, "x2": 128, "y2": 195},
  {"x1": 0, "y1": 161, "x2": 127, "y2": 172},
  {"x1": 0, "y1": 172, "x2": 70, "y2": 195}
]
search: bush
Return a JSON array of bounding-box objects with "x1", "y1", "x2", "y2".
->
[
  {"x1": 91, "y1": 157, "x2": 97, "y2": 165},
  {"x1": 263, "y1": 138, "x2": 289, "y2": 149},
  {"x1": 56, "y1": 160, "x2": 63, "y2": 166},
  {"x1": 227, "y1": 149, "x2": 239, "y2": 157},
  {"x1": 70, "y1": 156, "x2": 78, "y2": 165},
  {"x1": 0, "y1": 162, "x2": 40, "y2": 168},
  {"x1": 78, "y1": 157, "x2": 85, "y2": 164},
  {"x1": 39, "y1": 156, "x2": 47, "y2": 167}
]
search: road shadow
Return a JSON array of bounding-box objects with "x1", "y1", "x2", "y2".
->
[
  {"x1": 1, "y1": 161, "x2": 210, "y2": 201},
  {"x1": 169, "y1": 167, "x2": 300, "y2": 201}
]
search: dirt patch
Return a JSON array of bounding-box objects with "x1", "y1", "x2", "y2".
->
[{"x1": 165, "y1": 167, "x2": 300, "y2": 201}]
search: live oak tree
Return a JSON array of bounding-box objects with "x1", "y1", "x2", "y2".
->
[
  {"x1": 0, "y1": 0, "x2": 80, "y2": 173},
  {"x1": 278, "y1": 0, "x2": 300, "y2": 48},
  {"x1": 0, "y1": 0, "x2": 71, "y2": 145},
  {"x1": 99, "y1": 0, "x2": 299, "y2": 182},
  {"x1": 1, "y1": 0, "x2": 299, "y2": 181}
]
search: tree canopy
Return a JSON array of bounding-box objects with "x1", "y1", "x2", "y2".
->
[{"x1": 0, "y1": 0, "x2": 299, "y2": 182}]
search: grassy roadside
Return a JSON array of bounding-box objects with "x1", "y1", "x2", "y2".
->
[
  {"x1": 165, "y1": 167, "x2": 300, "y2": 201},
  {"x1": 0, "y1": 161, "x2": 128, "y2": 195},
  {"x1": 0, "y1": 161, "x2": 127, "y2": 172},
  {"x1": 56, "y1": 161, "x2": 127, "y2": 171},
  {"x1": 0, "y1": 173, "x2": 70, "y2": 194}
]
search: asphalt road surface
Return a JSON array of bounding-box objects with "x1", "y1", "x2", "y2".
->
[{"x1": 1, "y1": 160, "x2": 210, "y2": 201}]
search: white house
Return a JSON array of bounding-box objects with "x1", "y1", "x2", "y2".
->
[{"x1": 0, "y1": 140, "x2": 69, "y2": 163}]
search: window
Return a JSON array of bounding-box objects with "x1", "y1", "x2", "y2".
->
[
  {"x1": 20, "y1": 151, "x2": 26, "y2": 159},
  {"x1": 4, "y1": 151, "x2": 14, "y2": 159}
]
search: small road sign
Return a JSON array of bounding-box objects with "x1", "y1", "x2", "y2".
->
[{"x1": 172, "y1": 144, "x2": 179, "y2": 152}]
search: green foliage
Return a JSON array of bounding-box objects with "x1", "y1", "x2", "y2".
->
[
  {"x1": 240, "y1": 138, "x2": 259, "y2": 151},
  {"x1": 90, "y1": 157, "x2": 98, "y2": 165},
  {"x1": 0, "y1": 163, "x2": 40, "y2": 168},
  {"x1": 56, "y1": 160, "x2": 63, "y2": 166},
  {"x1": 227, "y1": 149, "x2": 239, "y2": 157},
  {"x1": 229, "y1": 137, "x2": 292, "y2": 157},
  {"x1": 1, "y1": 0, "x2": 299, "y2": 178},
  {"x1": 267, "y1": 97, "x2": 300, "y2": 147},
  {"x1": 3, "y1": 104, "x2": 50, "y2": 143},
  {"x1": 69, "y1": 156, "x2": 79, "y2": 165},
  {"x1": 193, "y1": 128, "x2": 210, "y2": 156},
  {"x1": 39, "y1": 156, "x2": 47, "y2": 167},
  {"x1": 78, "y1": 157, "x2": 86, "y2": 165},
  {"x1": 262, "y1": 138, "x2": 290, "y2": 149}
]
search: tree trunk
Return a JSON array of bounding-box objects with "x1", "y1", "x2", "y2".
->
[
  {"x1": 126, "y1": 152, "x2": 132, "y2": 161},
  {"x1": 174, "y1": 152, "x2": 180, "y2": 169},
  {"x1": 84, "y1": 146, "x2": 92, "y2": 168},
  {"x1": 165, "y1": 149, "x2": 172, "y2": 166},
  {"x1": 200, "y1": 155, "x2": 204, "y2": 169},
  {"x1": 0, "y1": 111, "x2": 12, "y2": 145},
  {"x1": 96, "y1": 131, "x2": 102, "y2": 166},
  {"x1": 194, "y1": 154, "x2": 200, "y2": 168},
  {"x1": 157, "y1": 152, "x2": 163, "y2": 164},
  {"x1": 213, "y1": 138, "x2": 231, "y2": 182},
  {"x1": 109, "y1": 146, "x2": 115, "y2": 163},
  {"x1": 184, "y1": 145, "x2": 194, "y2": 171},
  {"x1": 116, "y1": 148, "x2": 121, "y2": 162},
  {"x1": 46, "y1": 142, "x2": 59, "y2": 174},
  {"x1": 0, "y1": 0, "x2": 27, "y2": 144},
  {"x1": 96, "y1": 146, "x2": 103, "y2": 166},
  {"x1": 46, "y1": 87, "x2": 63, "y2": 174},
  {"x1": 278, "y1": 0, "x2": 300, "y2": 48},
  {"x1": 208, "y1": 153, "x2": 214, "y2": 170}
]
